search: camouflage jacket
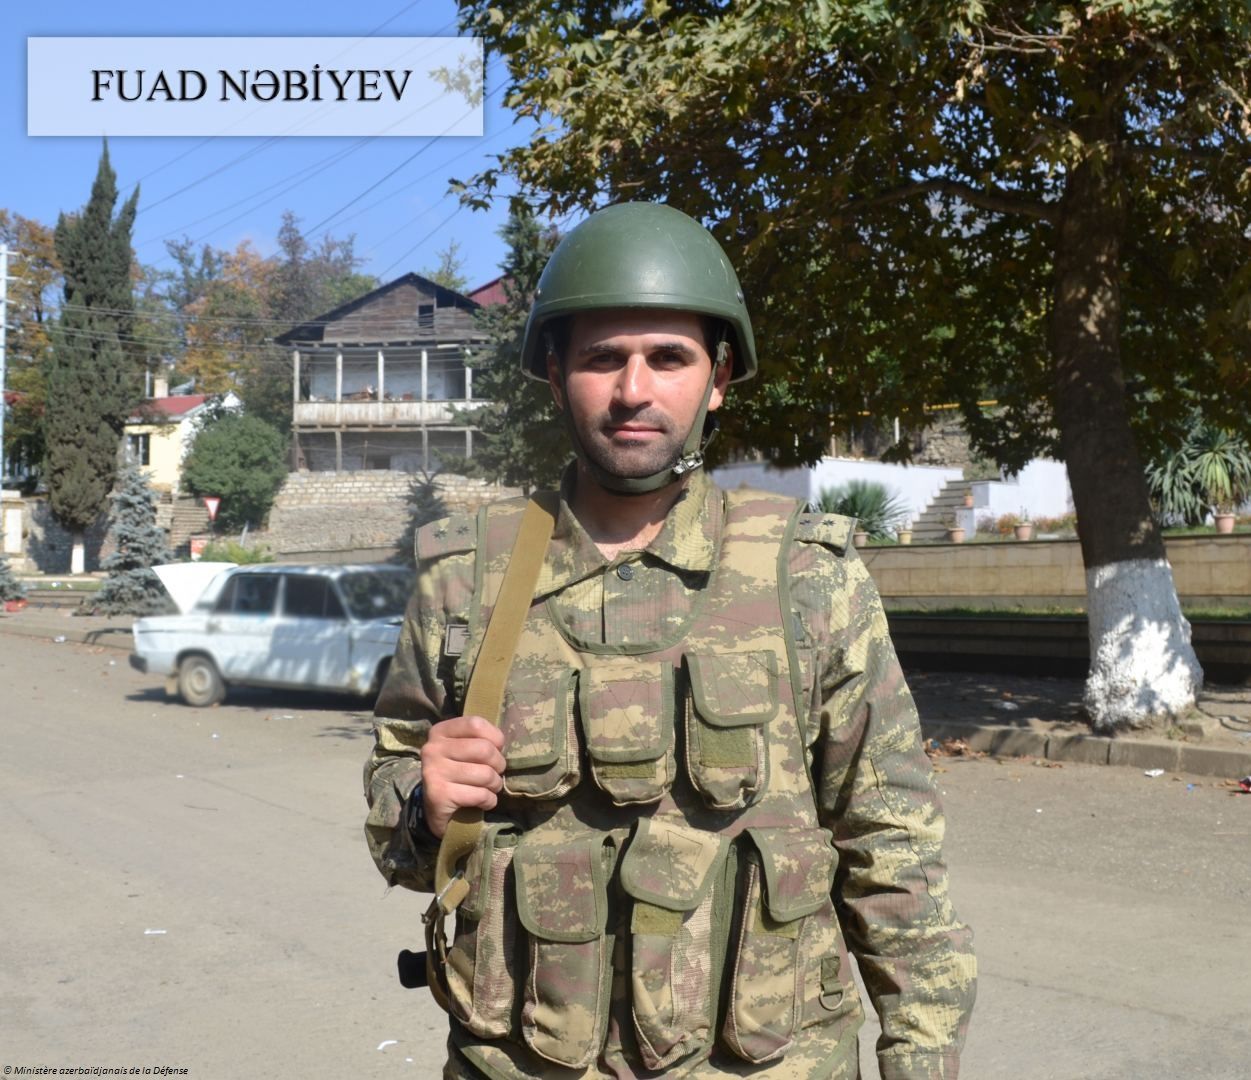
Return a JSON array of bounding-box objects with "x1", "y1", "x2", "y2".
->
[{"x1": 364, "y1": 470, "x2": 976, "y2": 1079}]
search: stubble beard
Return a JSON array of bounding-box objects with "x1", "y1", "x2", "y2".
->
[{"x1": 577, "y1": 407, "x2": 688, "y2": 480}]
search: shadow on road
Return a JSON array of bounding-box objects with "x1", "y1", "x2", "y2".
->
[{"x1": 124, "y1": 685, "x2": 378, "y2": 736}]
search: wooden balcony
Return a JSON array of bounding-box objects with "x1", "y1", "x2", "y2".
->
[{"x1": 292, "y1": 399, "x2": 478, "y2": 428}]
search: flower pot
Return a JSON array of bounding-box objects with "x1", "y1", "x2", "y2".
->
[
  {"x1": 962, "y1": 493, "x2": 974, "y2": 508},
  {"x1": 1014, "y1": 523, "x2": 1033, "y2": 541},
  {"x1": 852, "y1": 530, "x2": 869, "y2": 547},
  {"x1": 946, "y1": 527, "x2": 965, "y2": 544},
  {"x1": 4, "y1": 598, "x2": 28, "y2": 613},
  {"x1": 1214, "y1": 513, "x2": 1236, "y2": 534},
  {"x1": 897, "y1": 529, "x2": 913, "y2": 545}
]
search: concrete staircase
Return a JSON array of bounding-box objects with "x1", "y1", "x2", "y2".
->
[
  {"x1": 913, "y1": 479, "x2": 974, "y2": 543},
  {"x1": 169, "y1": 497, "x2": 210, "y2": 554}
]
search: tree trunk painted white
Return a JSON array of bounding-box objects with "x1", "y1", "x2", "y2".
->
[
  {"x1": 70, "y1": 533, "x2": 85, "y2": 576},
  {"x1": 1083, "y1": 558, "x2": 1202, "y2": 731}
]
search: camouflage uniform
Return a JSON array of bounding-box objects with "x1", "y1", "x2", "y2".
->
[{"x1": 365, "y1": 469, "x2": 976, "y2": 1079}]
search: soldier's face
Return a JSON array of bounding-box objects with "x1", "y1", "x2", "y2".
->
[{"x1": 548, "y1": 310, "x2": 731, "y2": 483}]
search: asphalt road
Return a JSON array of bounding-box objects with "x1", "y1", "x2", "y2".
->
[{"x1": 1, "y1": 634, "x2": 1247, "y2": 1080}]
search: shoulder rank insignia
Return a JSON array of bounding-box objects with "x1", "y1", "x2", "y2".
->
[
  {"x1": 793, "y1": 511, "x2": 854, "y2": 555},
  {"x1": 416, "y1": 512, "x2": 477, "y2": 563}
]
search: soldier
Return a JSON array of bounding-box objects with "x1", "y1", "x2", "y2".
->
[{"x1": 364, "y1": 202, "x2": 976, "y2": 1079}]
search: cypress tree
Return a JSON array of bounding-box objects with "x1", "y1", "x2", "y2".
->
[
  {"x1": 94, "y1": 457, "x2": 171, "y2": 615},
  {"x1": 45, "y1": 142, "x2": 141, "y2": 573}
]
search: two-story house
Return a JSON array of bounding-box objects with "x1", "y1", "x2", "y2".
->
[{"x1": 276, "y1": 273, "x2": 488, "y2": 472}]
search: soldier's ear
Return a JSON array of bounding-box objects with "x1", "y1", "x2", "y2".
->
[
  {"x1": 708, "y1": 345, "x2": 733, "y2": 412},
  {"x1": 546, "y1": 350, "x2": 565, "y2": 410}
]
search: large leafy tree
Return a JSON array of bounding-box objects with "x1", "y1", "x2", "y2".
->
[
  {"x1": 0, "y1": 211, "x2": 60, "y2": 483},
  {"x1": 458, "y1": 0, "x2": 1251, "y2": 729},
  {"x1": 454, "y1": 202, "x2": 567, "y2": 492},
  {"x1": 180, "y1": 412, "x2": 289, "y2": 532},
  {"x1": 168, "y1": 213, "x2": 376, "y2": 432},
  {"x1": 45, "y1": 143, "x2": 141, "y2": 573}
]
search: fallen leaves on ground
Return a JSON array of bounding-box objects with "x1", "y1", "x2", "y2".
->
[{"x1": 925, "y1": 737, "x2": 985, "y2": 759}]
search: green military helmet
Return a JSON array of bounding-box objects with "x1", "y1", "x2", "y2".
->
[{"x1": 520, "y1": 202, "x2": 757, "y2": 382}]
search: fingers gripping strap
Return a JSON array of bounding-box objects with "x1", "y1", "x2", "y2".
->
[{"x1": 433, "y1": 494, "x2": 558, "y2": 909}]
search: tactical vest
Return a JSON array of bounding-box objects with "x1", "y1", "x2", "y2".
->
[{"x1": 427, "y1": 489, "x2": 861, "y2": 1076}]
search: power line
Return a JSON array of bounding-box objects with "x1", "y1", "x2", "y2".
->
[
  {"x1": 55, "y1": 299, "x2": 489, "y2": 329},
  {"x1": 377, "y1": 205, "x2": 466, "y2": 278},
  {"x1": 134, "y1": 137, "x2": 377, "y2": 250},
  {"x1": 307, "y1": 78, "x2": 512, "y2": 238},
  {"x1": 139, "y1": 48, "x2": 496, "y2": 266},
  {"x1": 125, "y1": 1, "x2": 449, "y2": 192}
]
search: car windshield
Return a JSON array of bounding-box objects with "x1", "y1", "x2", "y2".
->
[{"x1": 336, "y1": 569, "x2": 414, "y2": 620}]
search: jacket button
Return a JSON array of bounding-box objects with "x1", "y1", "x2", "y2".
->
[{"x1": 616, "y1": 563, "x2": 635, "y2": 581}]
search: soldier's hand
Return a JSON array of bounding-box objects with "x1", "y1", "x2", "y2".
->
[{"x1": 420, "y1": 715, "x2": 507, "y2": 839}]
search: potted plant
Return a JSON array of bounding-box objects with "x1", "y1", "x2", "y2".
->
[
  {"x1": 896, "y1": 521, "x2": 913, "y2": 545},
  {"x1": 852, "y1": 528, "x2": 869, "y2": 547},
  {"x1": 943, "y1": 514, "x2": 965, "y2": 544},
  {"x1": 1014, "y1": 509, "x2": 1033, "y2": 541},
  {"x1": 813, "y1": 480, "x2": 910, "y2": 543},
  {"x1": 1146, "y1": 419, "x2": 1251, "y2": 532},
  {"x1": 962, "y1": 487, "x2": 975, "y2": 508},
  {"x1": 1192, "y1": 427, "x2": 1251, "y2": 534}
]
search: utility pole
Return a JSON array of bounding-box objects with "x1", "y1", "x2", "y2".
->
[{"x1": 0, "y1": 242, "x2": 9, "y2": 488}]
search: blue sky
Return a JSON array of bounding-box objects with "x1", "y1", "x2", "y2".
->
[{"x1": 4, "y1": 0, "x2": 535, "y2": 292}]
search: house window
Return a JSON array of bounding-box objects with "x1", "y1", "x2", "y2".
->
[
  {"x1": 417, "y1": 303, "x2": 435, "y2": 331},
  {"x1": 127, "y1": 434, "x2": 151, "y2": 466}
]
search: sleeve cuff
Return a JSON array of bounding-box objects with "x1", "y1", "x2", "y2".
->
[
  {"x1": 403, "y1": 784, "x2": 440, "y2": 853},
  {"x1": 878, "y1": 1050, "x2": 962, "y2": 1080}
]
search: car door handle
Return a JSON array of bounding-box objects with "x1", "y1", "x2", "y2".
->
[{"x1": 207, "y1": 618, "x2": 221, "y2": 632}]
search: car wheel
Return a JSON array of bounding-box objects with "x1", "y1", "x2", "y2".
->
[{"x1": 178, "y1": 654, "x2": 225, "y2": 707}]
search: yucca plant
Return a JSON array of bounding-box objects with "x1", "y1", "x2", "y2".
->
[
  {"x1": 1147, "y1": 419, "x2": 1251, "y2": 524},
  {"x1": 1189, "y1": 426, "x2": 1251, "y2": 514},
  {"x1": 813, "y1": 480, "x2": 910, "y2": 540}
]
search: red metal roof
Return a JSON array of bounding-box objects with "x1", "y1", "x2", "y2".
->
[
  {"x1": 128, "y1": 394, "x2": 209, "y2": 422},
  {"x1": 467, "y1": 276, "x2": 509, "y2": 308}
]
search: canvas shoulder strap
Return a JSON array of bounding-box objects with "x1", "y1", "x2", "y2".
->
[{"x1": 421, "y1": 492, "x2": 557, "y2": 1007}]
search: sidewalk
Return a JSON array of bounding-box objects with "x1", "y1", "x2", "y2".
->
[
  {"x1": 0, "y1": 603, "x2": 135, "y2": 651},
  {"x1": 2, "y1": 603, "x2": 1249, "y2": 781},
  {"x1": 910, "y1": 670, "x2": 1251, "y2": 781}
]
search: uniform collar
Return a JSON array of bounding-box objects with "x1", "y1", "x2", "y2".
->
[{"x1": 533, "y1": 465, "x2": 722, "y2": 598}]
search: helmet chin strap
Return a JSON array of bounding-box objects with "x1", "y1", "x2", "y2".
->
[{"x1": 558, "y1": 339, "x2": 728, "y2": 496}]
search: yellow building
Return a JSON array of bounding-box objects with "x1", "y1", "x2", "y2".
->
[{"x1": 123, "y1": 385, "x2": 241, "y2": 494}]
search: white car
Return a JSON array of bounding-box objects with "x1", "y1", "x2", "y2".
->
[{"x1": 130, "y1": 563, "x2": 414, "y2": 706}]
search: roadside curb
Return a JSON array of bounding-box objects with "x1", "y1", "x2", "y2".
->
[
  {"x1": 922, "y1": 719, "x2": 1251, "y2": 779},
  {"x1": 4, "y1": 612, "x2": 1249, "y2": 779},
  {"x1": 0, "y1": 613, "x2": 134, "y2": 652}
]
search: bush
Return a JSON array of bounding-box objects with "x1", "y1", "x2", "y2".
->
[
  {"x1": 814, "y1": 480, "x2": 910, "y2": 539},
  {"x1": 1033, "y1": 513, "x2": 1077, "y2": 535},
  {"x1": 181, "y1": 414, "x2": 289, "y2": 531},
  {"x1": 977, "y1": 512, "x2": 1020, "y2": 537},
  {"x1": 198, "y1": 539, "x2": 274, "y2": 564}
]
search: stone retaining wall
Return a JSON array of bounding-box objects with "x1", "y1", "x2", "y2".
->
[
  {"x1": 259, "y1": 470, "x2": 520, "y2": 557},
  {"x1": 861, "y1": 534, "x2": 1251, "y2": 609},
  {"x1": 13, "y1": 497, "x2": 113, "y2": 574}
]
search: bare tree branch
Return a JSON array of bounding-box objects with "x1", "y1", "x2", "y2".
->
[{"x1": 841, "y1": 178, "x2": 1056, "y2": 223}]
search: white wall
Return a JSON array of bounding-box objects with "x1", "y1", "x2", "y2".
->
[
  {"x1": 711, "y1": 459, "x2": 962, "y2": 523},
  {"x1": 972, "y1": 459, "x2": 1073, "y2": 528},
  {"x1": 713, "y1": 456, "x2": 1074, "y2": 529}
]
